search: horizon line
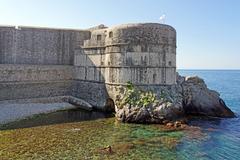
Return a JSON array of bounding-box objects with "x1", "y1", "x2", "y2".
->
[{"x1": 177, "y1": 68, "x2": 240, "y2": 70}]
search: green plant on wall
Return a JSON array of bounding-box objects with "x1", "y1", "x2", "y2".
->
[{"x1": 117, "y1": 81, "x2": 159, "y2": 108}]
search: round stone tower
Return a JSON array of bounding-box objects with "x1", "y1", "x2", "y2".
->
[
  {"x1": 104, "y1": 23, "x2": 176, "y2": 86},
  {"x1": 79, "y1": 23, "x2": 176, "y2": 108}
]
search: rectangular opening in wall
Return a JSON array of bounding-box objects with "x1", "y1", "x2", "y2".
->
[
  {"x1": 97, "y1": 35, "x2": 101, "y2": 41},
  {"x1": 109, "y1": 31, "x2": 113, "y2": 38}
]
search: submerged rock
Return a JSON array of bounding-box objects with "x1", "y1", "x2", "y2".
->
[{"x1": 115, "y1": 74, "x2": 235, "y2": 124}]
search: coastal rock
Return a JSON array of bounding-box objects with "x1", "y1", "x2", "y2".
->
[
  {"x1": 115, "y1": 74, "x2": 235, "y2": 124},
  {"x1": 115, "y1": 85, "x2": 185, "y2": 123},
  {"x1": 115, "y1": 103, "x2": 184, "y2": 124},
  {"x1": 181, "y1": 76, "x2": 235, "y2": 118}
]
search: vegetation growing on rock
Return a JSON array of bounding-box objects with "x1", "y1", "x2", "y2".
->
[
  {"x1": 116, "y1": 82, "x2": 160, "y2": 109},
  {"x1": 115, "y1": 75, "x2": 235, "y2": 124}
]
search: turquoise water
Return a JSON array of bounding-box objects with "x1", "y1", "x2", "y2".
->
[
  {"x1": 178, "y1": 70, "x2": 240, "y2": 160},
  {"x1": 0, "y1": 70, "x2": 239, "y2": 159}
]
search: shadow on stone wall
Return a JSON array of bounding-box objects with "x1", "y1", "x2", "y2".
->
[
  {"x1": 72, "y1": 47, "x2": 114, "y2": 111},
  {"x1": 0, "y1": 26, "x2": 114, "y2": 111}
]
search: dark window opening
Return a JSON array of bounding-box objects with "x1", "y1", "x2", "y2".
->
[
  {"x1": 168, "y1": 61, "x2": 172, "y2": 66},
  {"x1": 109, "y1": 31, "x2": 113, "y2": 38},
  {"x1": 153, "y1": 74, "x2": 156, "y2": 83},
  {"x1": 97, "y1": 35, "x2": 102, "y2": 41}
]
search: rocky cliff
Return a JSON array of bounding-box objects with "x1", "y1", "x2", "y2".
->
[{"x1": 115, "y1": 74, "x2": 235, "y2": 123}]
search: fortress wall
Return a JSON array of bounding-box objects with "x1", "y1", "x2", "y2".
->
[
  {"x1": 0, "y1": 81, "x2": 73, "y2": 101},
  {"x1": 0, "y1": 64, "x2": 73, "y2": 82},
  {"x1": 0, "y1": 64, "x2": 74, "y2": 101},
  {"x1": 73, "y1": 23, "x2": 177, "y2": 107},
  {"x1": 75, "y1": 24, "x2": 176, "y2": 85},
  {"x1": 73, "y1": 47, "x2": 108, "y2": 107},
  {"x1": 101, "y1": 23, "x2": 176, "y2": 86},
  {"x1": 71, "y1": 81, "x2": 108, "y2": 107},
  {"x1": 105, "y1": 23, "x2": 176, "y2": 46},
  {"x1": 0, "y1": 26, "x2": 15, "y2": 63},
  {"x1": 0, "y1": 26, "x2": 90, "y2": 65},
  {"x1": 83, "y1": 29, "x2": 106, "y2": 47},
  {"x1": 103, "y1": 45, "x2": 176, "y2": 85},
  {"x1": 0, "y1": 23, "x2": 177, "y2": 109},
  {"x1": 0, "y1": 26, "x2": 90, "y2": 101}
]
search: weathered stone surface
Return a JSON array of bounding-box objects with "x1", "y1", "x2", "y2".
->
[
  {"x1": 62, "y1": 96, "x2": 93, "y2": 111},
  {"x1": 0, "y1": 65, "x2": 74, "y2": 101},
  {"x1": 0, "y1": 23, "x2": 177, "y2": 111},
  {"x1": 115, "y1": 74, "x2": 235, "y2": 124},
  {"x1": 0, "y1": 26, "x2": 90, "y2": 65},
  {"x1": 115, "y1": 84, "x2": 185, "y2": 123},
  {"x1": 0, "y1": 96, "x2": 93, "y2": 124},
  {"x1": 81, "y1": 23, "x2": 177, "y2": 87},
  {"x1": 181, "y1": 76, "x2": 235, "y2": 118},
  {"x1": 0, "y1": 23, "x2": 235, "y2": 120}
]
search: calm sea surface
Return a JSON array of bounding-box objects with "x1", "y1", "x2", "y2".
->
[
  {"x1": 0, "y1": 70, "x2": 239, "y2": 160},
  {"x1": 177, "y1": 70, "x2": 240, "y2": 160}
]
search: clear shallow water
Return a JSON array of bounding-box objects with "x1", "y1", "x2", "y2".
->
[
  {"x1": 178, "y1": 70, "x2": 240, "y2": 160},
  {"x1": 0, "y1": 108, "x2": 113, "y2": 130},
  {"x1": 0, "y1": 70, "x2": 239, "y2": 159}
]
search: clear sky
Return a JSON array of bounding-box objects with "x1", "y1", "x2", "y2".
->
[{"x1": 0, "y1": 0, "x2": 239, "y2": 69}]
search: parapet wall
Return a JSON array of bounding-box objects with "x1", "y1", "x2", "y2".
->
[{"x1": 105, "y1": 23, "x2": 176, "y2": 45}]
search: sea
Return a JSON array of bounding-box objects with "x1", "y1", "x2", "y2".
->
[
  {"x1": 177, "y1": 70, "x2": 240, "y2": 160},
  {"x1": 0, "y1": 70, "x2": 239, "y2": 160}
]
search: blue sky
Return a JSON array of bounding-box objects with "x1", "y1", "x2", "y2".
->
[{"x1": 0, "y1": 0, "x2": 239, "y2": 69}]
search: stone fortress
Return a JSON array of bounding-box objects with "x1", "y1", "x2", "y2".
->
[{"x1": 0, "y1": 23, "x2": 176, "y2": 110}]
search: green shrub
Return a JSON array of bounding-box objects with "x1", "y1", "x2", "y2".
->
[{"x1": 117, "y1": 81, "x2": 159, "y2": 108}]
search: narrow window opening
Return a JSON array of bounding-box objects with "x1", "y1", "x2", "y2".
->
[
  {"x1": 168, "y1": 61, "x2": 172, "y2": 66},
  {"x1": 97, "y1": 35, "x2": 101, "y2": 41},
  {"x1": 109, "y1": 31, "x2": 113, "y2": 38},
  {"x1": 153, "y1": 74, "x2": 156, "y2": 83}
]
